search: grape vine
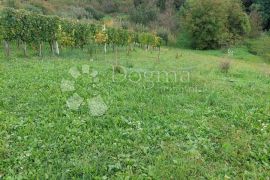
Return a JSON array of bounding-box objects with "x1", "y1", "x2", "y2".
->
[{"x1": 0, "y1": 8, "x2": 163, "y2": 57}]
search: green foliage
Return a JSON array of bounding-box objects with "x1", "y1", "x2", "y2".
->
[
  {"x1": 23, "y1": 4, "x2": 43, "y2": 14},
  {"x1": 0, "y1": 8, "x2": 19, "y2": 41},
  {"x1": 174, "y1": 0, "x2": 186, "y2": 10},
  {"x1": 3, "y1": 0, "x2": 19, "y2": 8},
  {"x1": 133, "y1": 0, "x2": 144, "y2": 8},
  {"x1": 249, "y1": 7, "x2": 263, "y2": 38},
  {"x1": 85, "y1": 7, "x2": 105, "y2": 20},
  {"x1": 102, "y1": 0, "x2": 119, "y2": 13},
  {"x1": 241, "y1": 0, "x2": 254, "y2": 11},
  {"x1": 0, "y1": 7, "x2": 162, "y2": 56},
  {"x1": 227, "y1": 1, "x2": 251, "y2": 42},
  {"x1": 219, "y1": 60, "x2": 231, "y2": 73},
  {"x1": 64, "y1": 6, "x2": 90, "y2": 20},
  {"x1": 129, "y1": 5, "x2": 158, "y2": 25},
  {"x1": 180, "y1": 0, "x2": 228, "y2": 49},
  {"x1": 0, "y1": 20, "x2": 3, "y2": 41},
  {"x1": 181, "y1": 0, "x2": 250, "y2": 49},
  {"x1": 157, "y1": 29, "x2": 169, "y2": 45},
  {"x1": 157, "y1": 0, "x2": 166, "y2": 12},
  {"x1": 0, "y1": 8, "x2": 60, "y2": 44},
  {"x1": 246, "y1": 34, "x2": 270, "y2": 61},
  {"x1": 256, "y1": 0, "x2": 270, "y2": 30},
  {"x1": 73, "y1": 23, "x2": 93, "y2": 48}
]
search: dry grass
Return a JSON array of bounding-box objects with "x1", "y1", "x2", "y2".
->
[{"x1": 219, "y1": 60, "x2": 231, "y2": 73}]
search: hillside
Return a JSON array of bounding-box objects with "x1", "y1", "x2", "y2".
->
[
  {"x1": 1, "y1": 40, "x2": 270, "y2": 179},
  {"x1": 1, "y1": 0, "x2": 269, "y2": 42},
  {"x1": 0, "y1": 0, "x2": 270, "y2": 179}
]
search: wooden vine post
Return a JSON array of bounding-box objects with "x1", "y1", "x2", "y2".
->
[
  {"x1": 3, "y1": 40, "x2": 10, "y2": 57},
  {"x1": 53, "y1": 41, "x2": 60, "y2": 55},
  {"x1": 103, "y1": 24, "x2": 107, "y2": 54}
]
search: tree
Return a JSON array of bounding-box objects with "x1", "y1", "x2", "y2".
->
[
  {"x1": 227, "y1": 0, "x2": 251, "y2": 43},
  {"x1": 249, "y1": 5, "x2": 263, "y2": 37},
  {"x1": 256, "y1": 0, "x2": 270, "y2": 30},
  {"x1": 181, "y1": 0, "x2": 250, "y2": 49}
]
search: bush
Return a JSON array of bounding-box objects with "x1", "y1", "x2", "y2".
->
[
  {"x1": 156, "y1": 0, "x2": 166, "y2": 12},
  {"x1": 219, "y1": 60, "x2": 231, "y2": 73},
  {"x1": 174, "y1": 0, "x2": 186, "y2": 10},
  {"x1": 4, "y1": 0, "x2": 19, "y2": 8},
  {"x1": 59, "y1": 7, "x2": 90, "y2": 19},
  {"x1": 85, "y1": 7, "x2": 105, "y2": 20},
  {"x1": 133, "y1": 0, "x2": 144, "y2": 8},
  {"x1": 129, "y1": 6, "x2": 158, "y2": 25},
  {"x1": 102, "y1": 0, "x2": 119, "y2": 13},
  {"x1": 246, "y1": 34, "x2": 270, "y2": 61},
  {"x1": 180, "y1": 0, "x2": 250, "y2": 49},
  {"x1": 24, "y1": 4, "x2": 44, "y2": 14},
  {"x1": 157, "y1": 28, "x2": 169, "y2": 45},
  {"x1": 121, "y1": 21, "x2": 129, "y2": 29}
]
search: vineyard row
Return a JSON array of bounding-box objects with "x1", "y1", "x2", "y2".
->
[{"x1": 0, "y1": 8, "x2": 162, "y2": 56}]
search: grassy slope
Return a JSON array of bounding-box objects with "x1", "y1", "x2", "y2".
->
[{"x1": 0, "y1": 46, "x2": 269, "y2": 179}]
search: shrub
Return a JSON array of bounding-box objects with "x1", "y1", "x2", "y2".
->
[
  {"x1": 70, "y1": 7, "x2": 90, "y2": 19},
  {"x1": 121, "y1": 21, "x2": 129, "y2": 29},
  {"x1": 174, "y1": 0, "x2": 186, "y2": 10},
  {"x1": 246, "y1": 34, "x2": 270, "y2": 61},
  {"x1": 157, "y1": 28, "x2": 169, "y2": 45},
  {"x1": 133, "y1": 24, "x2": 149, "y2": 33},
  {"x1": 129, "y1": 6, "x2": 158, "y2": 25},
  {"x1": 58, "y1": 7, "x2": 90, "y2": 19},
  {"x1": 95, "y1": 31, "x2": 108, "y2": 45},
  {"x1": 24, "y1": 4, "x2": 43, "y2": 14},
  {"x1": 180, "y1": 0, "x2": 250, "y2": 49},
  {"x1": 156, "y1": 0, "x2": 166, "y2": 12},
  {"x1": 85, "y1": 7, "x2": 104, "y2": 20},
  {"x1": 102, "y1": 0, "x2": 119, "y2": 13},
  {"x1": 4, "y1": 0, "x2": 20, "y2": 8},
  {"x1": 241, "y1": 0, "x2": 253, "y2": 11},
  {"x1": 133, "y1": 0, "x2": 144, "y2": 8},
  {"x1": 219, "y1": 60, "x2": 231, "y2": 73}
]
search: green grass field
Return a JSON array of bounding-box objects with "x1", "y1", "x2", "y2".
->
[{"x1": 0, "y1": 45, "x2": 270, "y2": 179}]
